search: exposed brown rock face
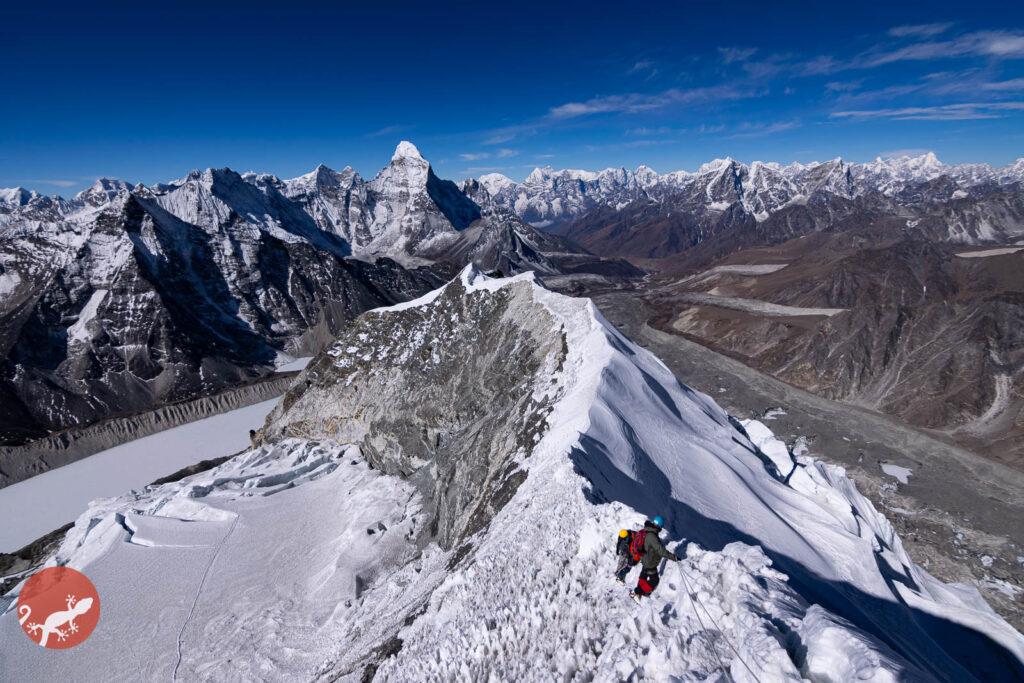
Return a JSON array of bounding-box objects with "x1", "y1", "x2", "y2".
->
[
  {"x1": 647, "y1": 233, "x2": 1024, "y2": 465},
  {"x1": 263, "y1": 272, "x2": 566, "y2": 549}
]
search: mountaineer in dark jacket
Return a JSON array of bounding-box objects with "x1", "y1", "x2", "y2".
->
[{"x1": 614, "y1": 515, "x2": 680, "y2": 602}]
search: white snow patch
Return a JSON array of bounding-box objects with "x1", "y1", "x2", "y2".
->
[
  {"x1": 799, "y1": 606, "x2": 908, "y2": 683},
  {"x1": 66, "y1": 289, "x2": 108, "y2": 344},
  {"x1": 980, "y1": 576, "x2": 1022, "y2": 599},
  {"x1": 276, "y1": 356, "x2": 312, "y2": 373},
  {"x1": 709, "y1": 263, "x2": 789, "y2": 276},
  {"x1": 742, "y1": 418, "x2": 795, "y2": 477},
  {"x1": 0, "y1": 271, "x2": 20, "y2": 298},
  {"x1": 679, "y1": 293, "x2": 846, "y2": 317},
  {"x1": 955, "y1": 247, "x2": 1024, "y2": 258},
  {"x1": 881, "y1": 463, "x2": 913, "y2": 485}
]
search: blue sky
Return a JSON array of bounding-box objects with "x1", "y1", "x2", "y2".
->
[{"x1": 3, "y1": 1, "x2": 1023, "y2": 193}]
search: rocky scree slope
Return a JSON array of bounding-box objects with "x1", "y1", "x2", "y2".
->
[
  {"x1": 653, "y1": 231, "x2": 1024, "y2": 465},
  {"x1": 6, "y1": 268, "x2": 1015, "y2": 679}
]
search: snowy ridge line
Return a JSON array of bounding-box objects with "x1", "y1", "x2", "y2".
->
[
  {"x1": 372, "y1": 267, "x2": 1023, "y2": 680},
  {"x1": 475, "y1": 151, "x2": 1024, "y2": 229},
  {"x1": 2, "y1": 266, "x2": 1022, "y2": 680}
]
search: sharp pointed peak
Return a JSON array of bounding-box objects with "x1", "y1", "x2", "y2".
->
[{"x1": 392, "y1": 140, "x2": 425, "y2": 163}]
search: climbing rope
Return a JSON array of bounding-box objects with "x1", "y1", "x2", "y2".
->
[{"x1": 675, "y1": 558, "x2": 762, "y2": 683}]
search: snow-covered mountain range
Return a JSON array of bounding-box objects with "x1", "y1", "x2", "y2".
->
[
  {"x1": 479, "y1": 152, "x2": 1024, "y2": 241},
  {"x1": 3, "y1": 267, "x2": 1021, "y2": 680},
  {"x1": 0, "y1": 141, "x2": 600, "y2": 272},
  {"x1": 0, "y1": 143, "x2": 635, "y2": 448}
]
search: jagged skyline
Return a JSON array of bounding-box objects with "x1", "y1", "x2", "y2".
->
[{"x1": 3, "y1": 1, "x2": 1023, "y2": 193}]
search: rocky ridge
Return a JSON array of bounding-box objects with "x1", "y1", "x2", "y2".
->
[{"x1": 0, "y1": 143, "x2": 635, "y2": 446}]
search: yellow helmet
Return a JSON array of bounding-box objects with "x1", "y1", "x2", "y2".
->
[{"x1": 618, "y1": 529, "x2": 629, "y2": 538}]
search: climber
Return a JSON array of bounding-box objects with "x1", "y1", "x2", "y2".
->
[{"x1": 614, "y1": 515, "x2": 681, "y2": 603}]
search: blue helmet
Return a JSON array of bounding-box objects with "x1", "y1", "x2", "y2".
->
[{"x1": 652, "y1": 515, "x2": 665, "y2": 528}]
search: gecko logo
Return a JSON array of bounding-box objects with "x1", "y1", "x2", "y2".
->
[{"x1": 16, "y1": 567, "x2": 100, "y2": 649}]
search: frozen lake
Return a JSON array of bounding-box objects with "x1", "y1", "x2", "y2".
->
[{"x1": 0, "y1": 399, "x2": 279, "y2": 551}]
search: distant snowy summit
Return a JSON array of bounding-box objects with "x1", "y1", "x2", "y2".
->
[
  {"x1": 0, "y1": 142, "x2": 635, "y2": 445},
  {"x1": 0, "y1": 141, "x2": 593, "y2": 272},
  {"x1": 475, "y1": 152, "x2": 1024, "y2": 228}
]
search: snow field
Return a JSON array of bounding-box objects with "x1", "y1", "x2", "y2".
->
[
  {"x1": 0, "y1": 440, "x2": 432, "y2": 681},
  {"x1": 681, "y1": 293, "x2": 847, "y2": 318},
  {"x1": 0, "y1": 398, "x2": 279, "y2": 551},
  {"x1": 954, "y1": 247, "x2": 1024, "y2": 258}
]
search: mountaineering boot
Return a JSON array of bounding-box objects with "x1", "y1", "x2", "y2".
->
[{"x1": 629, "y1": 590, "x2": 642, "y2": 605}]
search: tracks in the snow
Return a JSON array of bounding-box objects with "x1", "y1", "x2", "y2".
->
[{"x1": 172, "y1": 515, "x2": 239, "y2": 681}]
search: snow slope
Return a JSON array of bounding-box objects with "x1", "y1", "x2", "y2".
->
[{"x1": 1, "y1": 267, "x2": 1021, "y2": 681}]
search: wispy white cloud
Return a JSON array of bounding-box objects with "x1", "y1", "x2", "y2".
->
[
  {"x1": 459, "y1": 165, "x2": 508, "y2": 174},
  {"x1": 718, "y1": 46, "x2": 757, "y2": 64},
  {"x1": 27, "y1": 178, "x2": 79, "y2": 187},
  {"x1": 583, "y1": 139, "x2": 674, "y2": 152},
  {"x1": 859, "y1": 30, "x2": 1024, "y2": 67},
  {"x1": 625, "y1": 123, "x2": 725, "y2": 137},
  {"x1": 982, "y1": 77, "x2": 1024, "y2": 91},
  {"x1": 829, "y1": 69, "x2": 1024, "y2": 105},
  {"x1": 693, "y1": 123, "x2": 726, "y2": 134},
  {"x1": 473, "y1": 24, "x2": 1024, "y2": 156},
  {"x1": 831, "y1": 101, "x2": 1024, "y2": 121},
  {"x1": 626, "y1": 126, "x2": 677, "y2": 136},
  {"x1": 888, "y1": 23, "x2": 954, "y2": 38},
  {"x1": 365, "y1": 124, "x2": 412, "y2": 138},
  {"x1": 460, "y1": 148, "x2": 519, "y2": 161},
  {"x1": 743, "y1": 29, "x2": 1024, "y2": 83},
  {"x1": 825, "y1": 80, "x2": 862, "y2": 92},
  {"x1": 628, "y1": 60, "x2": 659, "y2": 79},
  {"x1": 878, "y1": 148, "x2": 935, "y2": 158},
  {"x1": 483, "y1": 132, "x2": 517, "y2": 145},
  {"x1": 727, "y1": 120, "x2": 801, "y2": 138},
  {"x1": 548, "y1": 85, "x2": 755, "y2": 119}
]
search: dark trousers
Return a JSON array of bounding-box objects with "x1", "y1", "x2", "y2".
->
[{"x1": 636, "y1": 567, "x2": 660, "y2": 596}]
